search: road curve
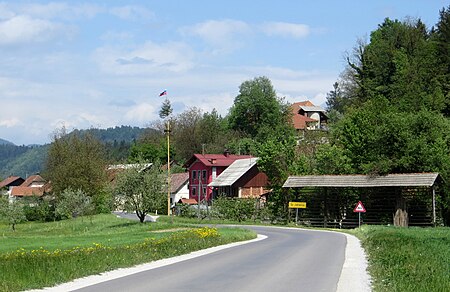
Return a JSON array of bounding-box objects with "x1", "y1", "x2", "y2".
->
[{"x1": 72, "y1": 226, "x2": 347, "y2": 292}]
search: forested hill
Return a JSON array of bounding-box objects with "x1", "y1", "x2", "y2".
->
[
  {"x1": 0, "y1": 138, "x2": 14, "y2": 145},
  {"x1": 0, "y1": 126, "x2": 148, "y2": 178},
  {"x1": 69, "y1": 126, "x2": 146, "y2": 143}
]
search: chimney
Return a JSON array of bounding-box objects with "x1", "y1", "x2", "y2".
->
[{"x1": 224, "y1": 149, "x2": 230, "y2": 157}]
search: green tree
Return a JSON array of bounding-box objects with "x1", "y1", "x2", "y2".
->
[
  {"x1": 159, "y1": 97, "x2": 173, "y2": 119},
  {"x1": 228, "y1": 76, "x2": 291, "y2": 141},
  {"x1": 0, "y1": 197, "x2": 27, "y2": 231},
  {"x1": 256, "y1": 136, "x2": 308, "y2": 222},
  {"x1": 170, "y1": 107, "x2": 232, "y2": 161},
  {"x1": 44, "y1": 127, "x2": 107, "y2": 209},
  {"x1": 129, "y1": 143, "x2": 166, "y2": 163},
  {"x1": 114, "y1": 160, "x2": 166, "y2": 222},
  {"x1": 433, "y1": 5, "x2": 450, "y2": 115}
]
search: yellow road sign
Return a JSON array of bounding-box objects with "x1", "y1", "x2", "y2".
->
[{"x1": 289, "y1": 202, "x2": 306, "y2": 209}]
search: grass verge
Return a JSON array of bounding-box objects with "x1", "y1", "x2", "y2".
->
[
  {"x1": 349, "y1": 225, "x2": 450, "y2": 292},
  {"x1": 0, "y1": 214, "x2": 256, "y2": 292}
]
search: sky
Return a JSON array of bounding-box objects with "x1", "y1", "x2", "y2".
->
[{"x1": 0, "y1": 0, "x2": 448, "y2": 145}]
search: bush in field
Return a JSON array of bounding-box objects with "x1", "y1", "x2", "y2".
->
[
  {"x1": 213, "y1": 197, "x2": 257, "y2": 222},
  {"x1": 22, "y1": 196, "x2": 55, "y2": 222},
  {"x1": 56, "y1": 188, "x2": 94, "y2": 219},
  {"x1": 177, "y1": 204, "x2": 197, "y2": 218}
]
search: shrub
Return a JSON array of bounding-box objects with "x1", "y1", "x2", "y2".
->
[
  {"x1": 55, "y1": 188, "x2": 94, "y2": 219},
  {"x1": 213, "y1": 197, "x2": 257, "y2": 222}
]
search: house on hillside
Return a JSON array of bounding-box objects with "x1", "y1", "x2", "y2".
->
[
  {"x1": 291, "y1": 101, "x2": 328, "y2": 131},
  {"x1": 208, "y1": 158, "x2": 270, "y2": 199},
  {"x1": 8, "y1": 174, "x2": 51, "y2": 202},
  {"x1": 184, "y1": 151, "x2": 253, "y2": 202}
]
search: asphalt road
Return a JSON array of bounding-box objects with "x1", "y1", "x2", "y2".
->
[{"x1": 74, "y1": 226, "x2": 346, "y2": 292}]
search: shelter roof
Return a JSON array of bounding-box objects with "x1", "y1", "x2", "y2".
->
[
  {"x1": 209, "y1": 158, "x2": 259, "y2": 187},
  {"x1": 283, "y1": 173, "x2": 440, "y2": 188}
]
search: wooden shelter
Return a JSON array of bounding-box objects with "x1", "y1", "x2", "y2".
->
[{"x1": 283, "y1": 173, "x2": 442, "y2": 228}]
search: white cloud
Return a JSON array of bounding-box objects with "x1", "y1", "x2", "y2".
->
[
  {"x1": 125, "y1": 103, "x2": 157, "y2": 123},
  {"x1": 0, "y1": 15, "x2": 73, "y2": 45},
  {"x1": 0, "y1": 118, "x2": 20, "y2": 127},
  {"x1": 17, "y1": 2, "x2": 103, "y2": 20},
  {"x1": 109, "y1": 5, "x2": 154, "y2": 21},
  {"x1": 180, "y1": 19, "x2": 252, "y2": 53},
  {"x1": 262, "y1": 22, "x2": 310, "y2": 38},
  {"x1": 94, "y1": 41, "x2": 195, "y2": 75}
]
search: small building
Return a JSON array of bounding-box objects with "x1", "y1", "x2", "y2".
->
[
  {"x1": 8, "y1": 174, "x2": 51, "y2": 201},
  {"x1": 169, "y1": 172, "x2": 189, "y2": 206},
  {"x1": 291, "y1": 101, "x2": 328, "y2": 131},
  {"x1": 0, "y1": 176, "x2": 25, "y2": 194},
  {"x1": 283, "y1": 173, "x2": 442, "y2": 227},
  {"x1": 184, "y1": 151, "x2": 253, "y2": 202},
  {"x1": 209, "y1": 158, "x2": 270, "y2": 199}
]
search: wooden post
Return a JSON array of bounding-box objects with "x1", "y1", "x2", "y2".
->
[
  {"x1": 432, "y1": 186, "x2": 436, "y2": 227},
  {"x1": 394, "y1": 188, "x2": 408, "y2": 227}
]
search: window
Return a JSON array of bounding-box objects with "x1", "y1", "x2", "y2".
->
[
  {"x1": 192, "y1": 187, "x2": 196, "y2": 197},
  {"x1": 192, "y1": 170, "x2": 196, "y2": 181},
  {"x1": 203, "y1": 187, "x2": 207, "y2": 196},
  {"x1": 202, "y1": 170, "x2": 207, "y2": 180}
]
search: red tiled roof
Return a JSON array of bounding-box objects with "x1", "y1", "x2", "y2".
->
[
  {"x1": 291, "y1": 101, "x2": 319, "y2": 130},
  {"x1": 185, "y1": 154, "x2": 253, "y2": 168},
  {"x1": 10, "y1": 186, "x2": 45, "y2": 197},
  {"x1": 179, "y1": 198, "x2": 198, "y2": 205},
  {"x1": 170, "y1": 172, "x2": 189, "y2": 194},
  {"x1": 0, "y1": 176, "x2": 24, "y2": 189},
  {"x1": 21, "y1": 174, "x2": 46, "y2": 187}
]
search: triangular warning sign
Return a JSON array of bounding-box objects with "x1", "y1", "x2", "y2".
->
[{"x1": 353, "y1": 201, "x2": 366, "y2": 213}]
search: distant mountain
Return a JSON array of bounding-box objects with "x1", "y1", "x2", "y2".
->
[
  {"x1": 0, "y1": 138, "x2": 14, "y2": 145},
  {"x1": 70, "y1": 126, "x2": 147, "y2": 143},
  {"x1": 0, "y1": 126, "x2": 150, "y2": 178}
]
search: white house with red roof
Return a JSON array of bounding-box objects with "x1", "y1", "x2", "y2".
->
[
  {"x1": 169, "y1": 172, "x2": 189, "y2": 206},
  {"x1": 291, "y1": 101, "x2": 328, "y2": 131},
  {"x1": 184, "y1": 151, "x2": 253, "y2": 202}
]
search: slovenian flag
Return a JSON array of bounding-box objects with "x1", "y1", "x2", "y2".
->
[{"x1": 159, "y1": 90, "x2": 167, "y2": 97}]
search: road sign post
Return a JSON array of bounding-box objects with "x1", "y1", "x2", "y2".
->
[
  {"x1": 289, "y1": 202, "x2": 306, "y2": 225},
  {"x1": 353, "y1": 201, "x2": 366, "y2": 228}
]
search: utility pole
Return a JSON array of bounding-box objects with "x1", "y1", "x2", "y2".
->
[{"x1": 165, "y1": 119, "x2": 171, "y2": 218}]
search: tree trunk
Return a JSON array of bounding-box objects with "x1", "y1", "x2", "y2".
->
[
  {"x1": 394, "y1": 191, "x2": 408, "y2": 227},
  {"x1": 136, "y1": 210, "x2": 145, "y2": 223}
]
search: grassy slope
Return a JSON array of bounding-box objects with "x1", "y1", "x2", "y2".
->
[
  {"x1": 350, "y1": 226, "x2": 450, "y2": 292},
  {"x1": 0, "y1": 214, "x2": 255, "y2": 291}
]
